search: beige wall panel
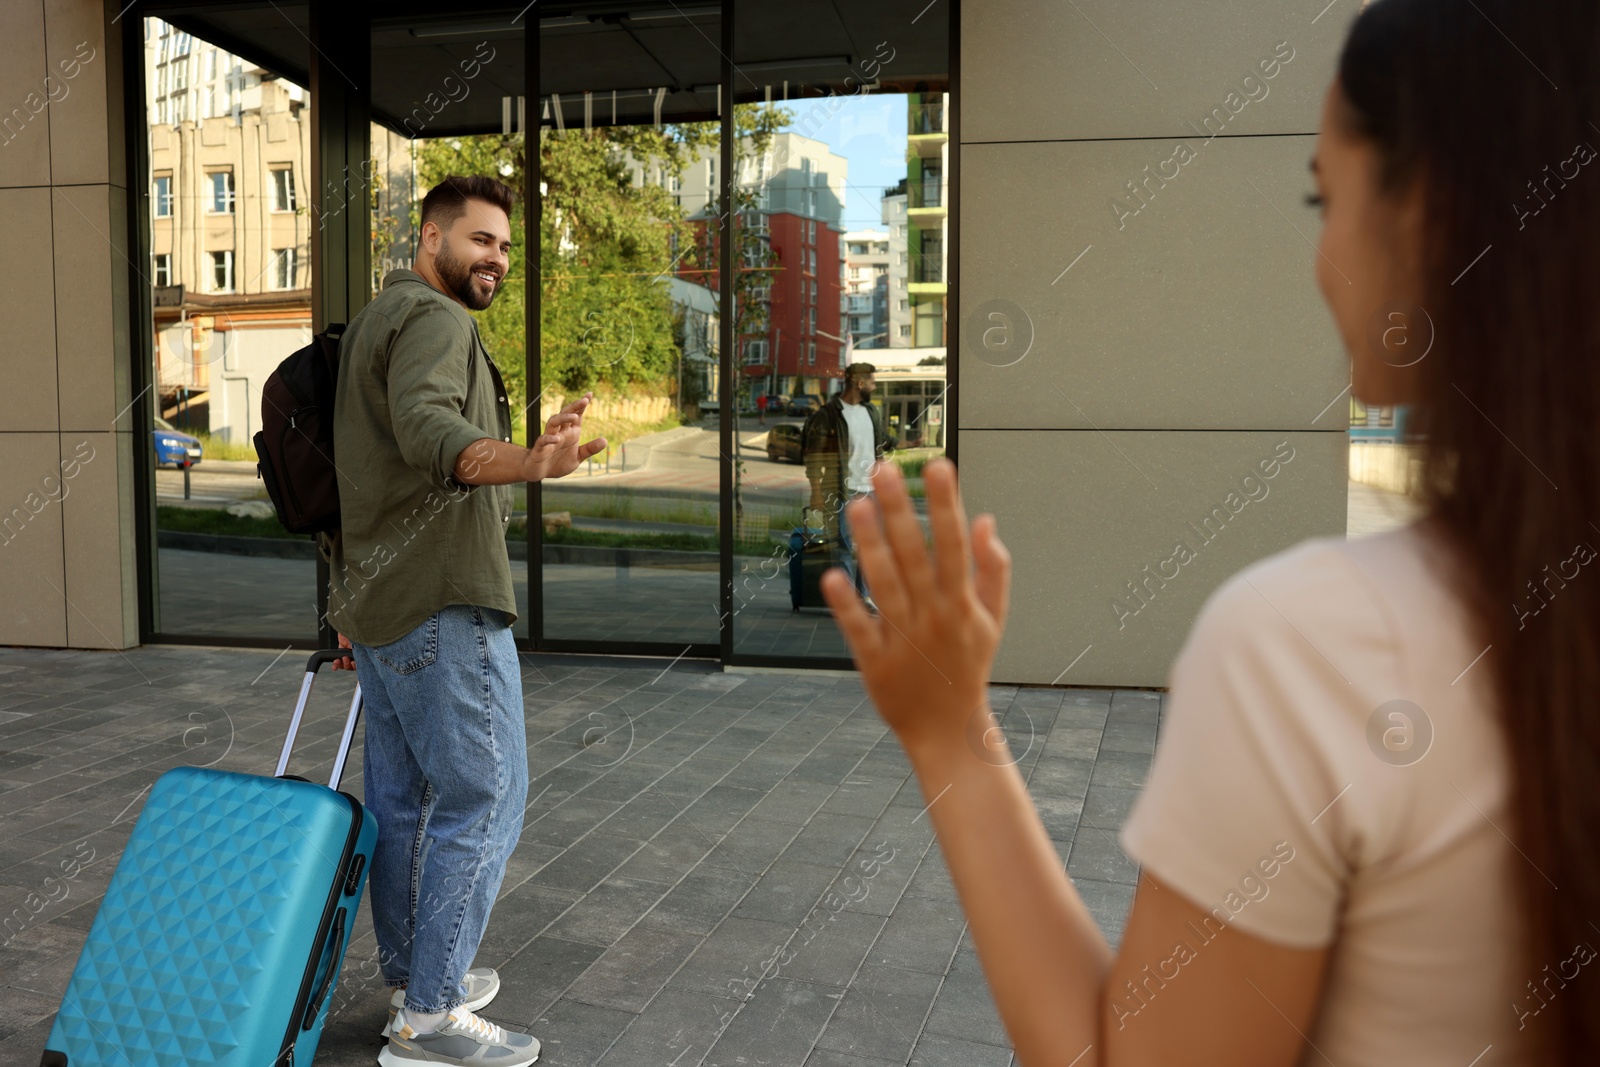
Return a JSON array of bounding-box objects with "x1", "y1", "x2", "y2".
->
[
  {"x1": 961, "y1": 0, "x2": 1359, "y2": 144},
  {"x1": 0, "y1": 1, "x2": 50, "y2": 187},
  {"x1": 0, "y1": 433, "x2": 70, "y2": 646},
  {"x1": 961, "y1": 429, "x2": 1347, "y2": 688},
  {"x1": 959, "y1": 136, "x2": 1348, "y2": 431},
  {"x1": 43, "y1": 0, "x2": 110, "y2": 186},
  {"x1": 0, "y1": 186, "x2": 62, "y2": 433},
  {"x1": 61, "y1": 430, "x2": 136, "y2": 648},
  {"x1": 55, "y1": 185, "x2": 128, "y2": 431}
]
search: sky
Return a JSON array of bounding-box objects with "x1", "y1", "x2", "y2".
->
[{"x1": 780, "y1": 94, "x2": 908, "y2": 233}]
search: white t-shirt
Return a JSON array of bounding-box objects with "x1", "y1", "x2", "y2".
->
[
  {"x1": 839, "y1": 399, "x2": 876, "y2": 495},
  {"x1": 1120, "y1": 524, "x2": 1525, "y2": 1065}
]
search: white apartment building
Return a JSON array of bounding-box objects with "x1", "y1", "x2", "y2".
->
[{"x1": 842, "y1": 229, "x2": 889, "y2": 349}]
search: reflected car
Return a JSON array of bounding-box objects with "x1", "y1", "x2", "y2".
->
[
  {"x1": 153, "y1": 416, "x2": 203, "y2": 468},
  {"x1": 761, "y1": 394, "x2": 789, "y2": 412},
  {"x1": 766, "y1": 423, "x2": 803, "y2": 463},
  {"x1": 786, "y1": 394, "x2": 822, "y2": 416}
]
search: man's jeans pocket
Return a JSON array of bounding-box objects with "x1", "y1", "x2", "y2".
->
[{"x1": 372, "y1": 612, "x2": 440, "y2": 675}]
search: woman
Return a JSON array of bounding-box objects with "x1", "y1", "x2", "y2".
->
[{"x1": 820, "y1": 1, "x2": 1600, "y2": 1063}]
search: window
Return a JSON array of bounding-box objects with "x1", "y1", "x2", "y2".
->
[
  {"x1": 210, "y1": 250, "x2": 234, "y2": 292},
  {"x1": 810, "y1": 280, "x2": 817, "y2": 303},
  {"x1": 807, "y1": 308, "x2": 816, "y2": 334},
  {"x1": 807, "y1": 341, "x2": 816, "y2": 365},
  {"x1": 806, "y1": 248, "x2": 816, "y2": 273},
  {"x1": 154, "y1": 175, "x2": 172, "y2": 217},
  {"x1": 807, "y1": 219, "x2": 815, "y2": 242},
  {"x1": 273, "y1": 248, "x2": 297, "y2": 289},
  {"x1": 898, "y1": 324, "x2": 911, "y2": 338},
  {"x1": 271, "y1": 168, "x2": 296, "y2": 212},
  {"x1": 153, "y1": 254, "x2": 171, "y2": 287},
  {"x1": 209, "y1": 171, "x2": 234, "y2": 213},
  {"x1": 744, "y1": 339, "x2": 768, "y2": 365},
  {"x1": 899, "y1": 298, "x2": 909, "y2": 311}
]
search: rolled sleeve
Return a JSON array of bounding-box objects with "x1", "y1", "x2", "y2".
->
[{"x1": 385, "y1": 301, "x2": 487, "y2": 491}]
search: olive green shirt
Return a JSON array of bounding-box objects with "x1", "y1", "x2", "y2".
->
[{"x1": 321, "y1": 268, "x2": 517, "y2": 646}]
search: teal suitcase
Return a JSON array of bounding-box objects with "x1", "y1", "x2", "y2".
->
[{"x1": 41, "y1": 650, "x2": 378, "y2": 1067}]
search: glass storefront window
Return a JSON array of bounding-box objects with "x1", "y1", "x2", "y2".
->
[
  {"x1": 143, "y1": 10, "x2": 317, "y2": 642},
  {"x1": 728, "y1": 0, "x2": 950, "y2": 661},
  {"x1": 535, "y1": 8, "x2": 724, "y2": 652}
]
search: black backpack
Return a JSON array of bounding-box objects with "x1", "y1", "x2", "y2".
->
[{"x1": 253, "y1": 324, "x2": 345, "y2": 534}]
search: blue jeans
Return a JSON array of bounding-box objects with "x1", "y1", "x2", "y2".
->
[
  {"x1": 836, "y1": 490, "x2": 873, "y2": 597},
  {"x1": 351, "y1": 605, "x2": 528, "y2": 1014}
]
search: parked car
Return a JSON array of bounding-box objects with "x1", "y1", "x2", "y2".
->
[
  {"x1": 786, "y1": 394, "x2": 822, "y2": 417},
  {"x1": 153, "y1": 416, "x2": 203, "y2": 468},
  {"x1": 762, "y1": 393, "x2": 790, "y2": 413},
  {"x1": 766, "y1": 423, "x2": 804, "y2": 464}
]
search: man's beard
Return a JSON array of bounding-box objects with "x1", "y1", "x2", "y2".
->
[{"x1": 436, "y1": 240, "x2": 499, "y2": 311}]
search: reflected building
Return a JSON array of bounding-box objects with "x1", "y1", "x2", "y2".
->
[
  {"x1": 145, "y1": 19, "x2": 310, "y2": 443},
  {"x1": 144, "y1": 17, "x2": 415, "y2": 447},
  {"x1": 843, "y1": 229, "x2": 889, "y2": 351},
  {"x1": 905, "y1": 90, "x2": 949, "y2": 348},
  {"x1": 880, "y1": 179, "x2": 909, "y2": 347},
  {"x1": 655, "y1": 132, "x2": 848, "y2": 402}
]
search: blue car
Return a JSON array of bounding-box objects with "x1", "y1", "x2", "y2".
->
[{"x1": 153, "y1": 416, "x2": 203, "y2": 468}]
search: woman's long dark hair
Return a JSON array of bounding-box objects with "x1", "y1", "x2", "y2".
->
[{"x1": 1340, "y1": 1, "x2": 1600, "y2": 1059}]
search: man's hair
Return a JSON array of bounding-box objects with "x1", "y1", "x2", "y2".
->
[
  {"x1": 844, "y1": 362, "x2": 877, "y2": 388},
  {"x1": 420, "y1": 175, "x2": 516, "y2": 236}
]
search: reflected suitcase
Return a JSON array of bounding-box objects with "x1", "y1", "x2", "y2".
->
[
  {"x1": 42, "y1": 650, "x2": 377, "y2": 1067},
  {"x1": 789, "y1": 519, "x2": 833, "y2": 612}
]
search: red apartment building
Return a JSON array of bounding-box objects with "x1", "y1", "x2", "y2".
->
[{"x1": 676, "y1": 209, "x2": 843, "y2": 401}]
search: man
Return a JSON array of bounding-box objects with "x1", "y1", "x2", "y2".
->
[
  {"x1": 802, "y1": 362, "x2": 894, "y2": 600},
  {"x1": 756, "y1": 391, "x2": 768, "y2": 425},
  {"x1": 322, "y1": 175, "x2": 604, "y2": 1066}
]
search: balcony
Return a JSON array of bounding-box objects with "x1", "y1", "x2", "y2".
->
[
  {"x1": 908, "y1": 177, "x2": 946, "y2": 221},
  {"x1": 909, "y1": 101, "x2": 945, "y2": 135},
  {"x1": 907, "y1": 252, "x2": 946, "y2": 295},
  {"x1": 909, "y1": 101, "x2": 947, "y2": 158}
]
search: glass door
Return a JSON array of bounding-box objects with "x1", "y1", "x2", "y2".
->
[
  {"x1": 533, "y1": 7, "x2": 725, "y2": 653},
  {"x1": 727, "y1": 0, "x2": 952, "y2": 661}
]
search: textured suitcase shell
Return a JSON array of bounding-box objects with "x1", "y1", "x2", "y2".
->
[{"x1": 42, "y1": 653, "x2": 376, "y2": 1067}]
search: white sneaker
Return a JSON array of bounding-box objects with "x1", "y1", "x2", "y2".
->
[
  {"x1": 380, "y1": 968, "x2": 502, "y2": 1037},
  {"x1": 378, "y1": 1005, "x2": 540, "y2": 1066}
]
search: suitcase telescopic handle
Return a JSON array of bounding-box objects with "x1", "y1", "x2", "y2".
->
[{"x1": 274, "y1": 650, "x2": 363, "y2": 789}]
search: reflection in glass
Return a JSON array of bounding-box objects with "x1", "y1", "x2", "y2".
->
[
  {"x1": 727, "y1": 51, "x2": 950, "y2": 660},
  {"x1": 146, "y1": 13, "x2": 319, "y2": 640},
  {"x1": 535, "y1": 11, "x2": 726, "y2": 649}
]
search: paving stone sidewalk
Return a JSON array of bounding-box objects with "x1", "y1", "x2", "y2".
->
[{"x1": 0, "y1": 646, "x2": 1159, "y2": 1067}]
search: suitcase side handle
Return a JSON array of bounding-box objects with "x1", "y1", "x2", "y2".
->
[
  {"x1": 301, "y1": 906, "x2": 348, "y2": 1031},
  {"x1": 274, "y1": 650, "x2": 363, "y2": 789}
]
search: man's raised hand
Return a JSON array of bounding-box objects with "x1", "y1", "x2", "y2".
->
[{"x1": 521, "y1": 392, "x2": 607, "y2": 482}]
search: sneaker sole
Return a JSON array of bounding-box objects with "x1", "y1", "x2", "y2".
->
[
  {"x1": 377, "y1": 1037, "x2": 539, "y2": 1067},
  {"x1": 379, "y1": 978, "x2": 502, "y2": 1038}
]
